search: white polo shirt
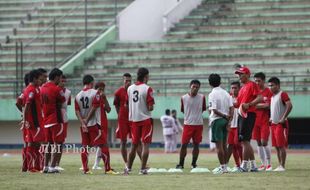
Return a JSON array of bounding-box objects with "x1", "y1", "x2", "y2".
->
[{"x1": 208, "y1": 86, "x2": 233, "y2": 124}]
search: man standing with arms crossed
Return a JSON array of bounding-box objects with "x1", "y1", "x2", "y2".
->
[
  {"x1": 125, "y1": 68, "x2": 155, "y2": 175},
  {"x1": 234, "y1": 66, "x2": 262, "y2": 172},
  {"x1": 176, "y1": 79, "x2": 206, "y2": 169},
  {"x1": 253, "y1": 72, "x2": 273, "y2": 171}
]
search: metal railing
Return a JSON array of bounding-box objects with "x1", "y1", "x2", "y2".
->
[
  {"x1": 5, "y1": 74, "x2": 310, "y2": 98},
  {"x1": 14, "y1": 0, "x2": 125, "y2": 94}
]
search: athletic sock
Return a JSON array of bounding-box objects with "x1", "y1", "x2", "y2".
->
[
  {"x1": 34, "y1": 146, "x2": 41, "y2": 170},
  {"x1": 93, "y1": 147, "x2": 101, "y2": 168},
  {"x1": 263, "y1": 146, "x2": 271, "y2": 166},
  {"x1": 250, "y1": 160, "x2": 257, "y2": 169},
  {"x1": 241, "y1": 160, "x2": 248, "y2": 170},
  {"x1": 101, "y1": 146, "x2": 111, "y2": 171},
  {"x1": 257, "y1": 146, "x2": 265, "y2": 166},
  {"x1": 22, "y1": 147, "x2": 28, "y2": 171},
  {"x1": 27, "y1": 146, "x2": 36, "y2": 170},
  {"x1": 81, "y1": 148, "x2": 89, "y2": 172},
  {"x1": 39, "y1": 146, "x2": 45, "y2": 170}
]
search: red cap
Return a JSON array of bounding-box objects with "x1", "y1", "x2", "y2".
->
[{"x1": 235, "y1": 66, "x2": 251, "y2": 75}]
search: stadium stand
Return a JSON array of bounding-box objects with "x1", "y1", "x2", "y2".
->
[
  {"x1": 0, "y1": 0, "x2": 309, "y2": 97},
  {"x1": 0, "y1": 0, "x2": 133, "y2": 87},
  {"x1": 73, "y1": 0, "x2": 310, "y2": 96}
]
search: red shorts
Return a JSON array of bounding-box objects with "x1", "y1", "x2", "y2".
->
[
  {"x1": 131, "y1": 118, "x2": 153, "y2": 145},
  {"x1": 227, "y1": 128, "x2": 239, "y2": 145},
  {"x1": 271, "y1": 121, "x2": 289, "y2": 148},
  {"x1": 116, "y1": 119, "x2": 131, "y2": 141},
  {"x1": 80, "y1": 125, "x2": 106, "y2": 146},
  {"x1": 26, "y1": 127, "x2": 45, "y2": 143},
  {"x1": 181, "y1": 125, "x2": 203, "y2": 145},
  {"x1": 45, "y1": 124, "x2": 66, "y2": 144},
  {"x1": 252, "y1": 122, "x2": 270, "y2": 141}
]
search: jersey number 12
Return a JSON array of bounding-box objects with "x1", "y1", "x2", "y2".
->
[{"x1": 80, "y1": 97, "x2": 89, "y2": 109}]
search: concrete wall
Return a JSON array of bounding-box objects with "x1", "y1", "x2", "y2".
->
[
  {"x1": 118, "y1": 0, "x2": 179, "y2": 41},
  {"x1": 2, "y1": 95, "x2": 310, "y2": 121}
]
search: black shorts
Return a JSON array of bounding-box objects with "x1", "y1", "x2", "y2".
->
[{"x1": 238, "y1": 112, "x2": 256, "y2": 142}]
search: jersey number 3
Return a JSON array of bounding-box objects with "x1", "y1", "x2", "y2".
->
[
  {"x1": 133, "y1": 90, "x2": 139, "y2": 103},
  {"x1": 80, "y1": 97, "x2": 89, "y2": 109}
]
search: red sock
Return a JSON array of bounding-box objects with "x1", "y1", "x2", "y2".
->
[
  {"x1": 39, "y1": 146, "x2": 45, "y2": 170},
  {"x1": 232, "y1": 145, "x2": 240, "y2": 167},
  {"x1": 22, "y1": 147, "x2": 28, "y2": 171},
  {"x1": 27, "y1": 146, "x2": 35, "y2": 171},
  {"x1": 34, "y1": 146, "x2": 41, "y2": 171},
  {"x1": 81, "y1": 148, "x2": 89, "y2": 172},
  {"x1": 101, "y1": 146, "x2": 111, "y2": 171}
]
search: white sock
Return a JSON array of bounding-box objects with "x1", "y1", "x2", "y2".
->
[
  {"x1": 257, "y1": 146, "x2": 265, "y2": 165},
  {"x1": 250, "y1": 160, "x2": 257, "y2": 169},
  {"x1": 263, "y1": 146, "x2": 271, "y2": 166},
  {"x1": 93, "y1": 147, "x2": 101, "y2": 167},
  {"x1": 241, "y1": 160, "x2": 248, "y2": 170}
]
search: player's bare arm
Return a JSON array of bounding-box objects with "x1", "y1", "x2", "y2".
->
[
  {"x1": 16, "y1": 102, "x2": 23, "y2": 113},
  {"x1": 84, "y1": 106, "x2": 97, "y2": 125},
  {"x1": 75, "y1": 110, "x2": 88, "y2": 132},
  {"x1": 114, "y1": 96, "x2": 120, "y2": 114},
  {"x1": 243, "y1": 94, "x2": 262, "y2": 110},
  {"x1": 21, "y1": 102, "x2": 31, "y2": 130},
  {"x1": 212, "y1": 109, "x2": 231, "y2": 121},
  {"x1": 102, "y1": 94, "x2": 111, "y2": 113},
  {"x1": 279, "y1": 100, "x2": 293, "y2": 124},
  {"x1": 256, "y1": 101, "x2": 269, "y2": 109},
  {"x1": 148, "y1": 105, "x2": 154, "y2": 111}
]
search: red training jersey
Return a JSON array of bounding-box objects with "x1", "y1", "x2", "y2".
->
[
  {"x1": 93, "y1": 91, "x2": 108, "y2": 130},
  {"x1": 41, "y1": 81, "x2": 66, "y2": 127},
  {"x1": 237, "y1": 81, "x2": 260, "y2": 113},
  {"x1": 23, "y1": 84, "x2": 43, "y2": 129},
  {"x1": 113, "y1": 86, "x2": 129, "y2": 122},
  {"x1": 255, "y1": 87, "x2": 272, "y2": 123}
]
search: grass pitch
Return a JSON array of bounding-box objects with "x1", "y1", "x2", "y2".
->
[{"x1": 0, "y1": 149, "x2": 309, "y2": 190}]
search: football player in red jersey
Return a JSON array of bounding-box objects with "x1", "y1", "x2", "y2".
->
[
  {"x1": 253, "y1": 72, "x2": 273, "y2": 171},
  {"x1": 22, "y1": 70, "x2": 45, "y2": 172},
  {"x1": 16, "y1": 73, "x2": 30, "y2": 172},
  {"x1": 41, "y1": 68, "x2": 66, "y2": 173}
]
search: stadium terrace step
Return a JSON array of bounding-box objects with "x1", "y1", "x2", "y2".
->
[
  {"x1": 0, "y1": 26, "x2": 110, "y2": 36},
  {"x1": 108, "y1": 36, "x2": 310, "y2": 49},
  {"x1": 91, "y1": 55, "x2": 310, "y2": 69},
  {"x1": 1, "y1": 0, "x2": 310, "y2": 97}
]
